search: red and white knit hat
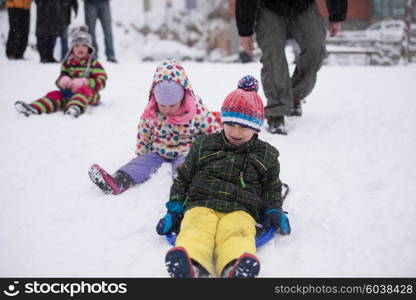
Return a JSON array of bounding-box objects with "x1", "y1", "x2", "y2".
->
[{"x1": 221, "y1": 75, "x2": 264, "y2": 132}]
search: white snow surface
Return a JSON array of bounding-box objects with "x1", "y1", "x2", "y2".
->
[
  {"x1": 1, "y1": 60, "x2": 416, "y2": 277},
  {"x1": 1, "y1": 1, "x2": 416, "y2": 278}
]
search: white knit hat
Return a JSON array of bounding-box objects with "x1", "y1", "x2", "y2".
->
[{"x1": 69, "y1": 25, "x2": 95, "y2": 54}]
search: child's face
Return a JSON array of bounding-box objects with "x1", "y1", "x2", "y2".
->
[
  {"x1": 223, "y1": 124, "x2": 256, "y2": 146},
  {"x1": 73, "y1": 44, "x2": 89, "y2": 59},
  {"x1": 157, "y1": 102, "x2": 182, "y2": 117}
]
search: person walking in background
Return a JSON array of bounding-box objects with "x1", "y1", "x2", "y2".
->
[
  {"x1": 34, "y1": 0, "x2": 67, "y2": 63},
  {"x1": 236, "y1": 0, "x2": 347, "y2": 134},
  {"x1": 84, "y1": 0, "x2": 117, "y2": 63},
  {"x1": 5, "y1": 0, "x2": 32, "y2": 60},
  {"x1": 60, "y1": 0, "x2": 78, "y2": 61}
]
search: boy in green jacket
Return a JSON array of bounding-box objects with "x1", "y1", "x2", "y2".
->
[{"x1": 156, "y1": 75, "x2": 291, "y2": 278}]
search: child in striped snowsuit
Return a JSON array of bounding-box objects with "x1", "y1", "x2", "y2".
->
[{"x1": 14, "y1": 26, "x2": 107, "y2": 118}]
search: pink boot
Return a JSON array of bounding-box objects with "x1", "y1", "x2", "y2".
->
[{"x1": 88, "y1": 164, "x2": 133, "y2": 195}]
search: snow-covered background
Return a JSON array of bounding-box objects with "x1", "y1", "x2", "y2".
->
[
  {"x1": 0, "y1": 0, "x2": 237, "y2": 62},
  {"x1": 1, "y1": 1, "x2": 416, "y2": 277}
]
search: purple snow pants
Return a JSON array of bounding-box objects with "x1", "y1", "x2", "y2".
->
[{"x1": 118, "y1": 152, "x2": 186, "y2": 185}]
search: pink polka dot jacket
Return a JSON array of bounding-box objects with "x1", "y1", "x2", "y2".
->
[{"x1": 135, "y1": 58, "x2": 221, "y2": 159}]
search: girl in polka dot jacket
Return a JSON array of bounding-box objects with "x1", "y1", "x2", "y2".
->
[{"x1": 88, "y1": 58, "x2": 221, "y2": 195}]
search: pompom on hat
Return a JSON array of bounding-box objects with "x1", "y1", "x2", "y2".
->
[{"x1": 221, "y1": 75, "x2": 264, "y2": 132}]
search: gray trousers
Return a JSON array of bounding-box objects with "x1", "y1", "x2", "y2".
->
[
  {"x1": 255, "y1": 3, "x2": 327, "y2": 118},
  {"x1": 85, "y1": 0, "x2": 116, "y2": 60}
]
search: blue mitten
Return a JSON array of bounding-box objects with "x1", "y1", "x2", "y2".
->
[
  {"x1": 156, "y1": 212, "x2": 182, "y2": 235},
  {"x1": 156, "y1": 202, "x2": 184, "y2": 235},
  {"x1": 262, "y1": 208, "x2": 291, "y2": 235}
]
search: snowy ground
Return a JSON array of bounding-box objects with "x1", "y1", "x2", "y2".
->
[
  {"x1": 1, "y1": 0, "x2": 416, "y2": 279},
  {"x1": 1, "y1": 58, "x2": 416, "y2": 277}
]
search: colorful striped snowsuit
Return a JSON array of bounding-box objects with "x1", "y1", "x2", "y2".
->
[{"x1": 29, "y1": 55, "x2": 107, "y2": 115}]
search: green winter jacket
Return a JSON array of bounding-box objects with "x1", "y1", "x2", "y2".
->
[{"x1": 169, "y1": 131, "x2": 283, "y2": 220}]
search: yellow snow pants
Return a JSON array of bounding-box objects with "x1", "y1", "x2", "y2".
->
[{"x1": 175, "y1": 206, "x2": 257, "y2": 277}]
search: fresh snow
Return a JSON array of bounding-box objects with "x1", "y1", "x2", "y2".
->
[
  {"x1": 1, "y1": 60, "x2": 416, "y2": 277},
  {"x1": 1, "y1": 1, "x2": 416, "y2": 278}
]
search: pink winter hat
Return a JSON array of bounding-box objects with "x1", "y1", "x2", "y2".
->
[
  {"x1": 221, "y1": 75, "x2": 264, "y2": 132},
  {"x1": 153, "y1": 80, "x2": 185, "y2": 105}
]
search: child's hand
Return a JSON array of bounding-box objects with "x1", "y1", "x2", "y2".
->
[
  {"x1": 262, "y1": 209, "x2": 291, "y2": 235},
  {"x1": 57, "y1": 76, "x2": 72, "y2": 89},
  {"x1": 156, "y1": 212, "x2": 182, "y2": 235},
  {"x1": 71, "y1": 77, "x2": 89, "y2": 92}
]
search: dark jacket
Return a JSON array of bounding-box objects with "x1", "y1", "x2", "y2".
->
[
  {"x1": 62, "y1": 0, "x2": 78, "y2": 26},
  {"x1": 169, "y1": 131, "x2": 283, "y2": 220},
  {"x1": 236, "y1": 0, "x2": 348, "y2": 36},
  {"x1": 35, "y1": 0, "x2": 66, "y2": 37}
]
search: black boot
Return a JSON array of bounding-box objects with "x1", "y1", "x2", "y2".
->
[
  {"x1": 222, "y1": 253, "x2": 261, "y2": 278},
  {"x1": 165, "y1": 247, "x2": 210, "y2": 278},
  {"x1": 267, "y1": 116, "x2": 287, "y2": 135},
  {"x1": 289, "y1": 98, "x2": 302, "y2": 117},
  {"x1": 113, "y1": 171, "x2": 134, "y2": 193}
]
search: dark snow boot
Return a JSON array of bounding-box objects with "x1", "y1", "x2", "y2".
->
[
  {"x1": 88, "y1": 164, "x2": 133, "y2": 195},
  {"x1": 289, "y1": 98, "x2": 302, "y2": 117},
  {"x1": 15, "y1": 101, "x2": 40, "y2": 117},
  {"x1": 222, "y1": 253, "x2": 260, "y2": 278},
  {"x1": 165, "y1": 247, "x2": 197, "y2": 278},
  {"x1": 267, "y1": 116, "x2": 287, "y2": 135}
]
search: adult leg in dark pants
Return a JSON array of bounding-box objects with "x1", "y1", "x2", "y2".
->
[
  {"x1": 84, "y1": 2, "x2": 98, "y2": 58},
  {"x1": 6, "y1": 8, "x2": 30, "y2": 59},
  {"x1": 290, "y1": 4, "x2": 327, "y2": 115},
  {"x1": 37, "y1": 35, "x2": 58, "y2": 63},
  {"x1": 60, "y1": 25, "x2": 69, "y2": 61},
  {"x1": 85, "y1": 0, "x2": 116, "y2": 62},
  {"x1": 255, "y1": 3, "x2": 327, "y2": 134},
  {"x1": 255, "y1": 8, "x2": 290, "y2": 134}
]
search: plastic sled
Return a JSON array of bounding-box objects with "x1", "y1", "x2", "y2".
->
[{"x1": 165, "y1": 183, "x2": 290, "y2": 248}]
